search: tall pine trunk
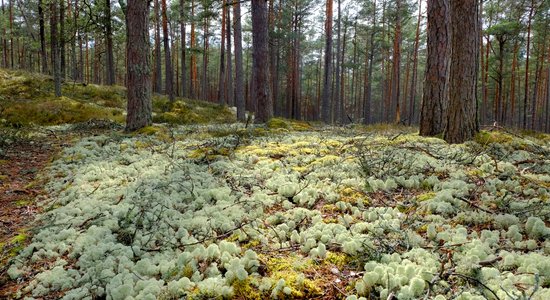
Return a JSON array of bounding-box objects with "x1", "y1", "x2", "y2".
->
[
  {"x1": 125, "y1": 0, "x2": 152, "y2": 131},
  {"x1": 38, "y1": 0, "x2": 47, "y2": 74},
  {"x1": 445, "y1": 0, "x2": 479, "y2": 143},
  {"x1": 217, "y1": 0, "x2": 227, "y2": 104},
  {"x1": 392, "y1": 0, "x2": 402, "y2": 124},
  {"x1": 334, "y1": 0, "x2": 342, "y2": 124},
  {"x1": 50, "y1": 0, "x2": 61, "y2": 97},
  {"x1": 161, "y1": 0, "x2": 174, "y2": 101},
  {"x1": 180, "y1": 0, "x2": 187, "y2": 97},
  {"x1": 233, "y1": 0, "x2": 245, "y2": 121},
  {"x1": 251, "y1": 0, "x2": 272, "y2": 123},
  {"x1": 321, "y1": 0, "x2": 333, "y2": 123},
  {"x1": 523, "y1": 0, "x2": 535, "y2": 129},
  {"x1": 363, "y1": 1, "x2": 376, "y2": 125},
  {"x1": 408, "y1": 0, "x2": 421, "y2": 125},
  {"x1": 105, "y1": 0, "x2": 115, "y2": 85},
  {"x1": 153, "y1": 0, "x2": 162, "y2": 93},
  {"x1": 226, "y1": 4, "x2": 233, "y2": 106},
  {"x1": 420, "y1": 0, "x2": 450, "y2": 136}
]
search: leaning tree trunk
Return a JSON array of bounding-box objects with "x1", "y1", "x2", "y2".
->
[
  {"x1": 251, "y1": 0, "x2": 273, "y2": 123},
  {"x1": 420, "y1": 0, "x2": 450, "y2": 136},
  {"x1": 125, "y1": 0, "x2": 152, "y2": 131},
  {"x1": 445, "y1": 0, "x2": 479, "y2": 143}
]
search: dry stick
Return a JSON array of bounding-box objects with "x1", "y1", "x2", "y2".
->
[
  {"x1": 456, "y1": 196, "x2": 495, "y2": 214},
  {"x1": 450, "y1": 272, "x2": 501, "y2": 300}
]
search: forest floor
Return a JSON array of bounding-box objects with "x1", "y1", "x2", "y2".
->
[
  {"x1": 1, "y1": 69, "x2": 550, "y2": 300},
  {"x1": 0, "y1": 130, "x2": 66, "y2": 296}
]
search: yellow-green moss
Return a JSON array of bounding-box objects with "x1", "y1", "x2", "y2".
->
[
  {"x1": 339, "y1": 187, "x2": 369, "y2": 206},
  {"x1": 267, "y1": 118, "x2": 313, "y2": 132},
  {"x1": 262, "y1": 254, "x2": 323, "y2": 299},
  {"x1": 416, "y1": 192, "x2": 436, "y2": 202},
  {"x1": 324, "y1": 251, "x2": 350, "y2": 269},
  {"x1": 474, "y1": 131, "x2": 513, "y2": 145},
  {"x1": 153, "y1": 98, "x2": 235, "y2": 125},
  {"x1": 232, "y1": 277, "x2": 262, "y2": 300},
  {"x1": 2, "y1": 96, "x2": 124, "y2": 126}
]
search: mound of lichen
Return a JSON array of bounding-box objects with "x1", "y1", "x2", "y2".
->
[{"x1": 5, "y1": 125, "x2": 550, "y2": 299}]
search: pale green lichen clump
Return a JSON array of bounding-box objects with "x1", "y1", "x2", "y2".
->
[{"x1": 6, "y1": 125, "x2": 550, "y2": 299}]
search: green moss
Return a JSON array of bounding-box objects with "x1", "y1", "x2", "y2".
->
[
  {"x1": 267, "y1": 118, "x2": 313, "y2": 131},
  {"x1": 262, "y1": 254, "x2": 323, "y2": 299},
  {"x1": 416, "y1": 192, "x2": 436, "y2": 202},
  {"x1": 0, "y1": 232, "x2": 28, "y2": 259},
  {"x1": 135, "y1": 125, "x2": 168, "y2": 137},
  {"x1": 474, "y1": 131, "x2": 513, "y2": 145},
  {"x1": 324, "y1": 251, "x2": 349, "y2": 269},
  {"x1": 267, "y1": 118, "x2": 291, "y2": 130},
  {"x1": 2, "y1": 96, "x2": 124, "y2": 126},
  {"x1": 11, "y1": 232, "x2": 27, "y2": 244},
  {"x1": 14, "y1": 198, "x2": 30, "y2": 207},
  {"x1": 63, "y1": 84, "x2": 126, "y2": 109},
  {"x1": 153, "y1": 97, "x2": 235, "y2": 125},
  {"x1": 232, "y1": 277, "x2": 262, "y2": 300}
]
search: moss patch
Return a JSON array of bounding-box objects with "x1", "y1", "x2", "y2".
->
[
  {"x1": 262, "y1": 254, "x2": 323, "y2": 299},
  {"x1": 474, "y1": 131, "x2": 514, "y2": 145},
  {"x1": 153, "y1": 97, "x2": 236, "y2": 125},
  {"x1": 267, "y1": 118, "x2": 313, "y2": 131}
]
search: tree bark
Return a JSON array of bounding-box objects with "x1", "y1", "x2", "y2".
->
[
  {"x1": 38, "y1": 0, "x2": 48, "y2": 74},
  {"x1": 201, "y1": 7, "x2": 209, "y2": 101},
  {"x1": 334, "y1": 0, "x2": 342, "y2": 124},
  {"x1": 9, "y1": 0, "x2": 13, "y2": 68},
  {"x1": 420, "y1": 0, "x2": 450, "y2": 136},
  {"x1": 161, "y1": 0, "x2": 174, "y2": 101},
  {"x1": 218, "y1": 0, "x2": 227, "y2": 104},
  {"x1": 125, "y1": 0, "x2": 152, "y2": 131},
  {"x1": 59, "y1": 0, "x2": 65, "y2": 78},
  {"x1": 233, "y1": 0, "x2": 245, "y2": 121},
  {"x1": 180, "y1": 0, "x2": 187, "y2": 98},
  {"x1": 408, "y1": 0, "x2": 421, "y2": 125},
  {"x1": 445, "y1": 0, "x2": 479, "y2": 143},
  {"x1": 50, "y1": 0, "x2": 62, "y2": 97},
  {"x1": 105, "y1": 0, "x2": 115, "y2": 85},
  {"x1": 226, "y1": 3, "x2": 233, "y2": 106},
  {"x1": 251, "y1": 0, "x2": 273, "y2": 123},
  {"x1": 392, "y1": 0, "x2": 402, "y2": 124},
  {"x1": 510, "y1": 41, "x2": 519, "y2": 127},
  {"x1": 321, "y1": 0, "x2": 333, "y2": 123},
  {"x1": 363, "y1": 1, "x2": 376, "y2": 125},
  {"x1": 523, "y1": 0, "x2": 535, "y2": 129},
  {"x1": 153, "y1": 0, "x2": 162, "y2": 93},
  {"x1": 190, "y1": 0, "x2": 197, "y2": 98}
]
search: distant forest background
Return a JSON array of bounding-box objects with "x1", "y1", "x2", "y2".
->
[{"x1": 0, "y1": 0, "x2": 549, "y2": 131}]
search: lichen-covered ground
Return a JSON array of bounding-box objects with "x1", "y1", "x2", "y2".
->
[{"x1": 3, "y1": 120, "x2": 550, "y2": 300}]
